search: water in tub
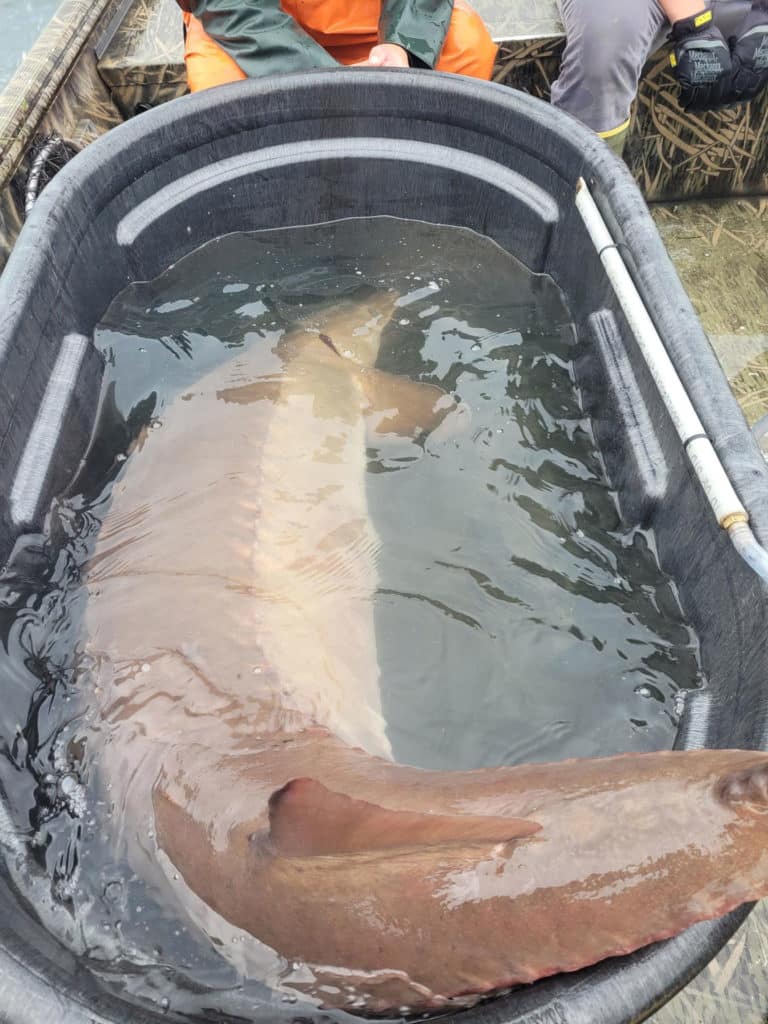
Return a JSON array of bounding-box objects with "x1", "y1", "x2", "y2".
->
[{"x1": 0, "y1": 217, "x2": 702, "y2": 1019}]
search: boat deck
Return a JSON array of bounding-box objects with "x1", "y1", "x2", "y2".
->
[{"x1": 654, "y1": 198, "x2": 768, "y2": 433}]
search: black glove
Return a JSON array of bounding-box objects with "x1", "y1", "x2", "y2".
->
[
  {"x1": 670, "y1": 8, "x2": 732, "y2": 110},
  {"x1": 728, "y1": 1, "x2": 768, "y2": 104}
]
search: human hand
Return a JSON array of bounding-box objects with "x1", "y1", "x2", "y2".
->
[
  {"x1": 360, "y1": 43, "x2": 409, "y2": 68},
  {"x1": 670, "y1": 8, "x2": 732, "y2": 110},
  {"x1": 728, "y1": 1, "x2": 768, "y2": 104}
]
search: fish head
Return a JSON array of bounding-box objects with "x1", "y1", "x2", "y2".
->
[
  {"x1": 313, "y1": 288, "x2": 400, "y2": 368},
  {"x1": 276, "y1": 287, "x2": 399, "y2": 373}
]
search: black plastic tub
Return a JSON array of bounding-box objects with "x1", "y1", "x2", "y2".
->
[{"x1": 1, "y1": 69, "x2": 768, "y2": 1024}]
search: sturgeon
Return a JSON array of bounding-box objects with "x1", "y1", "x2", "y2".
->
[{"x1": 85, "y1": 291, "x2": 768, "y2": 1016}]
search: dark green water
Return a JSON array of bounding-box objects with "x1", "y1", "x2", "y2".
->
[{"x1": 0, "y1": 216, "x2": 702, "y2": 1019}]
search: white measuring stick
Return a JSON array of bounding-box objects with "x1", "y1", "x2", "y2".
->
[{"x1": 575, "y1": 178, "x2": 747, "y2": 529}]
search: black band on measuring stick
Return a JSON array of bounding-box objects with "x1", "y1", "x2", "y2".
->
[
  {"x1": 597, "y1": 243, "x2": 619, "y2": 260},
  {"x1": 683, "y1": 433, "x2": 709, "y2": 449}
]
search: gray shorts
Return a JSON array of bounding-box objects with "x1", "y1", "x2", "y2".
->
[{"x1": 551, "y1": 0, "x2": 752, "y2": 132}]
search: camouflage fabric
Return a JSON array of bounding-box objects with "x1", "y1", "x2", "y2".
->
[{"x1": 97, "y1": 0, "x2": 186, "y2": 118}]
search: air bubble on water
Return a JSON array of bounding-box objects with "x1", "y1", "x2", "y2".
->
[
  {"x1": 252, "y1": 666, "x2": 262, "y2": 675},
  {"x1": 116, "y1": 454, "x2": 126, "y2": 463},
  {"x1": 60, "y1": 774, "x2": 86, "y2": 817},
  {"x1": 160, "y1": 997, "x2": 170, "y2": 1012},
  {"x1": 471, "y1": 342, "x2": 482, "y2": 351},
  {"x1": 634, "y1": 685, "x2": 652, "y2": 698},
  {"x1": 398, "y1": 319, "x2": 410, "y2": 326},
  {"x1": 141, "y1": 663, "x2": 151, "y2": 673},
  {"x1": 495, "y1": 427, "x2": 504, "y2": 435},
  {"x1": 281, "y1": 994, "x2": 298, "y2": 1005}
]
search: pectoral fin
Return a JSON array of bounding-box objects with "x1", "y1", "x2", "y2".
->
[
  {"x1": 268, "y1": 777, "x2": 541, "y2": 857},
  {"x1": 358, "y1": 369, "x2": 471, "y2": 441}
]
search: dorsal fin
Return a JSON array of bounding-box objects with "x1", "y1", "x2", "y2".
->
[
  {"x1": 268, "y1": 778, "x2": 541, "y2": 857},
  {"x1": 716, "y1": 762, "x2": 768, "y2": 812}
]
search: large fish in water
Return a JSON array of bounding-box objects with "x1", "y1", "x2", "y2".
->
[{"x1": 85, "y1": 290, "x2": 768, "y2": 1016}]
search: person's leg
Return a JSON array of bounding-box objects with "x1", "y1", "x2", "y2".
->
[
  {"x1": 182, "y1": 12, "x2": 246, "y2": 92},
  {"x1": 433, "y1": 0, "x2": 498, "y2": 79},
  {"x1": 183, "y1": 0, "x2": 496, "y2": 91},
  {"x1": 279, "y1": 0, "x2": 377, "y2": 64},
  {"x1": 551, "y1": 0, "x2": 667, "y2": 145},
  {"x1": 286, "y1": 0, "x2": 496, "y2": 77}
]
